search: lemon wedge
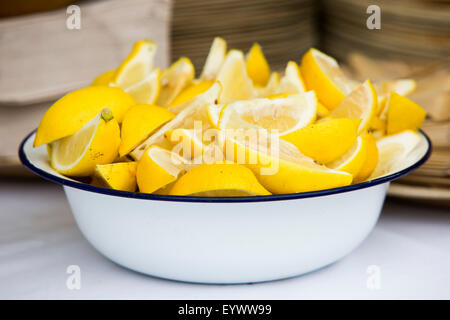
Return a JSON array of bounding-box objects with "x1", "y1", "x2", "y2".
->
[
  {"x1": 136, "y1": 145, "x2": 188, "y2": 194},
  {"x1": 50, "y1": 109, "x2": 120, "y2": 176},
  {"x1": 111, "y1": 40, "x2": 156, "y2": 88},
  {"x1": 217, "y1": 50, "x2": 254, "y2": 103},
  {"x1": 327, "y1": 136, "x2": 368, "y2": 177},
  {"x1": 169, "y1": 163, "x2": 271, "y2": 196},
  {"x1": 375, "y1": 79, "x2": 417, "y2": 115},
  {"x1": 255, "y1": 72, "x2": 280, "y2": 97},
  {"x1": 354, "y1": 133, "x2": 379, "y2": 183},
  {"x1": 300, "y1": 48, "x2": 353, "y2": 109},
  {"x1": 124, "y1": 68, "x2": 160, "y2": 104},
  {"x1": 91, "y1": 69, "x2": 116, "y2": 86},
  {"x1": 200, "y1": 37, "x2": 227, "y2": 81},
  {"x1": 119, "y1": 104, "x2": 175, "y2": 157},
  {"x1": 246, "y1": 43, "x2": 270, "y2": 87},
  {"x1": 329, "y1": 79, "x2": 377, "y2": 133},
  {"x1": 34, "y1": 86, "x2": 134, "y2": 147},
  {"x1": 91, "y1": 162, "x2": 137, "y2": 192},
  {"x1": 277, "y1": 61, "x2": 306, "y2": 94},
  {"x1": 156, "y1": 57, "x2": 195, "y2": 107},
  {"x1": 168, "y1": 80, "x2": 214, "y2": 108},
  {"x1": 386, "y1": 92, "x2": 426, "y2": 135}
]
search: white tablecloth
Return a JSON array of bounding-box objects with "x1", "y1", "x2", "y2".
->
[{"x1": 1, "y1": 181, "x2": 449, "y2": 300}]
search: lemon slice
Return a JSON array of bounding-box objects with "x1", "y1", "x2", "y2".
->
[
  {"x1": 327, "y1": 136, "x2": 368, "y2": 177},
  {"x1": 246, "y1": 43, "x2": 270, "y2": 87},
  {"x1": 169, "y1": 163, "x2": 271, "y2": 196},
  {"x1": 124, "y1": 68, "x2": 160, "y2": 104},
  {"x1": 136, "y1": 145, "x2": 189, "y2": 194},
  {"x1": 50, "y1": 109, "x2": 121, "y2": 176},
  {"x1": 354, "y1": 133, "x2": 379, "y2": 183},
  {"x1": 277, "y1": 61, "x2": 306, "y2": 94},
  {"x1": 216, "y1": 50, "x2": 254, "y2": 103},
  {"x1": 300, "y1": 48, "x2": 353, "y2": 109},
  {"x1": 282, "y1": 118, "x2": 360, "y2": 164},
  {"x1": 34, "y1": 86, "x2": 134, "y2": 147},
  {"x1": 156, "y1": 57, "x2": 195, "y2": 107},
  {"x1": 218, "y1": 92, "x2": 317, "y2": 136},
  {"x1": 329, "y1": 79, "x2": 377, "y2": 134},
  {"x1": 255, "y1": 72, "x2": 280, "y2": 97},
  {"x1": 91, "y1": 162, "x2": 137, "y2": 192},
  {"x1": 111, "y1": 40, "x2": 156, "y2": 88},
  {"x1": 119, "y1": 104, "x2": 175, "y2": 157},
  {"x1": 386, "y1": 92, "x2": 426, "y2": 135},
  {"x1": 370, "y1": 130, "x2": 422, "y2": 179},
  {"x1": 200, "y1": 37, "x2": 227, "y2": 81},
  {"x1": 131, "y1": 82, "x2": 222, "y2": 160},
  {"x1": 167, "y1": 80, "x2": 214, "y2": 108},
  {"x1": 91, "y1": 69, "x2": 116, "y2": 86}
]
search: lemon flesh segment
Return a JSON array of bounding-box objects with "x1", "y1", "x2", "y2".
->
[
  {"x1": 277, "y1": 61, "x2": 306, "y2": 94},
  {"x1": 217, "y1": 50, "x2": 254, "y2": 104},
  {"x1": 111, "y1": 40, "x2": 156, "y2": 88},
  {"x1": 91, "y1": 69, "x2": 116, "y2": 86},
  {"x1": 34, "y1": 86, "x2": 134, "y2": 147},
  {"x1": 370, "y1": 130, "x2": 423, "y2": 179},
  {"x1": 329, "y1": 79, "x2": 377, "y2": 134},
  {"x1": 157, "y1": 57, "x2": 195, "y2": 107},
  {"x1": 218, "y1": 92, "x2": 317, "y2": 136},
  {"x1": 124, "y1": 68, "x2": 160, "y2": 104},
  {"x1": 206, "y1": 103, "x2": 226, "y2": 128},
  {"x1": 282, "y1": 118, "x2": 360, "y2": 164},
  {"x1": 169, "y1": 163, "x2": 271, "y2": 196},
  {"x1": 300, "y1": 48, "x2": 353, "y2": 110},
  {"x1": 119, "y1": 104, "x2": 175, "y2": 157},
  {"x1": 165, "y1": 128, "x2": 208, "y2": 160},
  {"x1": 327, "y1": 136, "x2": 368, "y2": 177},
  {"x1": 136, "y1": 145, "x2": 188, "y2": 194},
  {"x1": 386, "y1": 92, "x2": 426, "y2": 135},
  {"x1": 200, "y1": 37, "x2": 227, "y2": 81},
  {"x1": 50, "y1": 110, "x2": 121, "y2": 177},
  {"x1": 168, "y1": 80, "x2": 214, "y2": 108},
  {"x1": 354, "y1": 133, "x2": 379, "y2": 183},
  {"x1": 246, "y1": 43, "x2": 270, "y2": 87},
  {"x1": 92, "y1": 162, "x2": 137, "y2": 192},
  {"x1": 255, "y1": 72, "x2": 280, "y2": 97}
]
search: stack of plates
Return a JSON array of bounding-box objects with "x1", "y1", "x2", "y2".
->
[
  {"x1": 171, "y1": 0, "x2": 317, "y2": 72},
  {"x1": 321, "y1": 0, "x2": 450, "y2": 62}
]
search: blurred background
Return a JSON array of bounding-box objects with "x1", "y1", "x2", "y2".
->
[{"x1": 0, "y1": 0, "x2": 449, "y2": 206}]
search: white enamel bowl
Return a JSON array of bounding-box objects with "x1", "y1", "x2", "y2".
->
[{"x1": 20, "y1": 131, "x2": 431, "y2": 284}]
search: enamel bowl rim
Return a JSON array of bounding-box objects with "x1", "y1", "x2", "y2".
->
[{"x1": 19, "y1": 129, "x2": 432, "y2": 203}]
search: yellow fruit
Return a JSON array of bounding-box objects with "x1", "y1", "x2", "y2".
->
[
  {"x1": 206, "y1": 103, "x2": 226, "y2": 128},
  {"x1": 277, "y1": 61, "x2": 306, "y2": 94},
  {"x1": 111, "y1": 40, "x2": 156, "y2": 88},
  {"x1": 168, "y1": 80, "x2": 214, "y2": 108},
  {"x1": 317, "y1": 102, "x2": 330, "y2": 118},
  {"x1": 354, "y1": 133, "x2": 379, "y2": 182},
  {"x1": 327, "y1": 136, "x2": 368, "y2": 177},
  {"x1": 329, "y1": 79, "x2": 377, "y2": 134},
  {"x1": 91, "y1": 69, "x2": 116, "y2": 86},
  {"x1": 119, "y1": 104, "x2": 175, "y2": 157},
  {"x1": 300, "y1": 48, "x2": 353, "y2": 109},
  {"x1": 165, "y1": 128, "x2": 207, "y2": 160},
  {"x1": 386, "y1": 92, "x2": 426, "y2": 135},
  {"x1": 255, "y1": 72, "x2": 280, "y2": 97},
  {"x1": 375, "y1": 79, "x2": 416, "y2": 115},
  {"x1": 34, "y1": 86, "x2": 134, "y2": 147},
  {"x1": 370, "y1": 116, "x2": 386, "y2": 133},
  {"x1": 136, "y1": 145, "x2": 188, "y2": 194},
  {"x1": 217, "y1": 50, "x2": 254, "y2": 103},
  {"x1": 200, "y1": 37, "x2": 227, "y2": 81},
  {"x1": 157, "y1": 57, "x2": 195, "y2": 107},
  {"x1": 282, "y1": 118, "x2": 360, "y2": 164},
  {"x1": 246, "y1": 43, "x2": 270, "y2": 86},
  {"x1": 169, "y1": 163, "x2": 271, "y2": 196},
  {"x1": 50, "y1": 109, "x2": 120, "y2": 176},
  {"x1": 124, "y1": 68, "x2": 160, "y2": 104},
  {"x1": 370, "y1": 130, "x2": 422, "y2": 179},
  {"x1": 92, "y1": 162, "x2": 137, "y2": 192}
]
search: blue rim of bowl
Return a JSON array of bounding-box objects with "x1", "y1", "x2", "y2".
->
[{"x1": 19, "y1": 129, "x2": 432, "y2": 203}]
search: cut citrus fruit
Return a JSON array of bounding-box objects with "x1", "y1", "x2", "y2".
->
[
  {"x1": 277, "y1": 61, "x2": 306, "y2": 94},
  {"x1": 329, "y1": 79, "x2": 377, "y2": 134},
  {"x1": 50, "y1": 109, "x2": 120, "y2": 176},
  {"x1": 169, "y1": 163, "x2": 271, "y2": 196},
  {"x1": 354, "y1": 133, "x2": 379, "y2": 183},
  {"x1": 136, "y1": 145, "x2": 188, "y2": 194},
  {"x1": 124, "y1": 68, "x2": 160, "y2": 104},
  {"x1": 119, "y1": 104, "x2": 175, "y2": 157},
  {"x1": 375, "y1": 79, "x2": 417, "y2": 115},
  {"x1": 255, "y1": 72, "x2": 280, "y2": 97},
  {"x1": 91, "y1": 162, "x2": 137, "y2": 192},
  {"x1": 200, "y1": 37, "x2": 227, "y2": 81},
  {"x1": 300, "y1": 48, "x2": 353, "y2": 109},
  {"x1": 91, "y1": 69, "x2": 116, "y2": 86},
  {"x1": 111, "y1": 40, "x2": 156, "y2": 89},
  {"x1": 167, "y1": 80, "x2": 214, "y2": 108},
  {"x1": 216, "y1": 50, "x2": 254, "y2": 103},
  {"x1": 282, "y1": 118, "x2": 360, "y2": 164},
  {"x1": 386, "y1": 92, "x2": 426, "y2": 135},
  {"x1": 34, "y1": 86, "x2": 134, "y2": 147},
  {"x1": 156, "y1": 57, "x2": 195, "y2": 107},
  {"x1": 327, "y1": 136, "x2": 368, "y2": 177},
  {"x1": 165, "y1": 128, "x2": 208, "y2": 160},
  {"x1": 246, "y1": 43, "x2": 270, "y2": 87}
]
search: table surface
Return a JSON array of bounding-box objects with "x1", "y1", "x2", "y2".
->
[{"x1": 1, "y1": 180, "x2": 449, "y2": 300}]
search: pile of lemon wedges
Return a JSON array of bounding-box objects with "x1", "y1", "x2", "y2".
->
[{"x1": 34, "y1": 38, "x2": 427, "y2": 196}]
